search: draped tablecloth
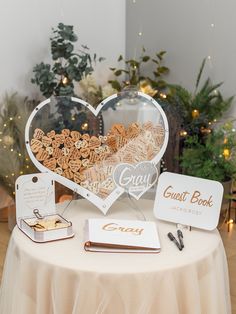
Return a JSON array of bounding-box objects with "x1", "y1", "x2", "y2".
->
[{"x1": 0, "y1": 199, "x2": 231, "y2": 314}]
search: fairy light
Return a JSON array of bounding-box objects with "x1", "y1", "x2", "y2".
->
[
  {"x1": 9, "y1": 117, "x2": 13, "y2": 121},
  {"x1": 10, "y1": 148, "x2": 13, "y2": 152},
  {"x1": 18, "y1": 153, "x2": 22, "y2": 157},
  {"x1": 180, "y1": 130, "x2": 188, "y2": 137},
  {"x1": 3, "y1": 123, "x2": 6, "y2": 127},
  {"x1": 11, "y1": 173, "x2": 15, "y2": 177},
  {"x1": 81, "y1": 122, "x2": 89, "y2": 131},
  {"x1": 207, "y1": 55, "x2": 211, "y2": 60},
  {"x1": 62, "y1": 77, "x2": 68, "y2": 85},
  {"x1": 25, "y1": 157, "x2": 29, "y2": 161},
  {"x1": 159, "y1": 93, "x2": 167, "y2": 99},
  {"x1": 17, "y1": 115, "x2": 21, "y2": 119},
  {"x1": 71, "y1": 116, "x2": 75, "y2": 121},
  {"x1": 211, "y1": 23, "x2": 215, "y2": 27},
  {"x1": 192, "y1": 109, "x2": 200, "y2": 118},
  {"x1": 138, "y1": 32, "x2": 142, "y2": 36},
  {"x1": 20, "y1": 171, "x2": 23, "y2": 175},
  {"x1": 223, "y1": 148, "x2": 230, "y2": 159},
  {"x1": 26, "y1": 165, "x2": 30, "y2": 169}
]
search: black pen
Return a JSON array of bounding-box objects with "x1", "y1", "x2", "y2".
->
[
  {"x1": 177, "y1": 230, "x2": 184, "y2": 249},
  {"x1": 167, "y1": 232, "x2": 182, "y2": 251}
]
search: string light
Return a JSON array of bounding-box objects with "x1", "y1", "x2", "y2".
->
[
  {"x1": 62, "y1": 77, "x2": 68, "y2": 85},
  {"x1": 26, "y1": 165, "x2": 30, "y2": 169},
  {"x1": 71, "y1": 116, "x2": 75, "y2": 121},
  {"x1": 200, "y1": 127, "x2": 211, "y2": 134},
  {"x1": 179, "y1": 130, "x2": 188, "y2": 137},
  {"x1": 207, "y1": 55, "x2": 211, "y2": 60},
  {"x1": 159, "y1": 93, "x2": 167, "y2": 99},
  {"x1": 138, "y1": 32, "x2": 142, "y2": 36},
  {"x1": 11, "y1": 173, "x2": 15, "y2": 177},
  {"x1": 192, "y1": 109, "x2": 200, "y2": 118},
  {"x1": 9, "y1": 117, "x2": 13, "y2": 121},
  {"x1": 18, "y1": 153, "x2": 22, "y2": 157},
  {"x1": 17, "y1": 115, "x2": 21, "y2": 119},
  {"x1": 3, "y1": 124, "x2": 6, "y2": 127},
  {"x1": 20, "y1": 171, "x2": 23, "y2": 175},
  {"x1": 223, "y1": 148, "x2": 230, "y2": 159},
  {"x1": 81, "y1": 122, "x2": 89, "y2": 131},
  {"x1": 211, "y1": 23, "x2": 215, "y2": 27}
]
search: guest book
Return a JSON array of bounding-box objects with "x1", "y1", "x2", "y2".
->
[{"x1": 84, "y1": 218, "x2": 161, "y2": 253}]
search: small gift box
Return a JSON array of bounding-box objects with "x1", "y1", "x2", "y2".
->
[{"x1": 15, "y1": 173, "x2": 74, "y2": 242}]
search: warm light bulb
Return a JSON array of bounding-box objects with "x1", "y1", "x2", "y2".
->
[
  {"x1": 71, "y1": 116, "x2": 75, "y2": 121},
  {"x1": 179, "y1": 130, "x2": 188, "y2": 137},
  {"x1": 11, "y1": 173, "x2": 15, "y2": 176},
  {"x1": 211, "y1": 23, "x2": 215, "y2": 27},
  {"x1": 18, "y1": 153, "x2": 22, "y2": 157},
  {"x1": 9, "y1": 117, "x2": 13, "y2": 121},
  {"x1": 207, "y1": 56, "x2": 211, "y2": 60},
  {"x1": 26, "y1": 165, "x2": 29, "y2": 169},
  {"x1": 81, "y1": 122, "x2": 89, "y2": 131},
  {"x1": 192, "y1": 109, "x2": 200, "y2": 119},
  {"x1": 160, "y1": 93, "x2": 167, "y2": 99},
  {"x1": 17, "y1": 115, "x2": 21, "y2": 119},
  {"x1": 10, "y1": 148, "x2": 13, "y2": 152},
  {"x1": 3, "y1": 124, "x2": 6, "y2": 127},
  {"x1": 20, "y1": 171, "x2": 23, "y2": 175},
  {"x1": 62, "y1": 77, "x2": 68, "y2": 85},
  {"x1": 138, "y1": 32, "x2": 142, "y2": 36},
  {"x1": 223, "y1": 148, "x2": 230, "y2": 159}
]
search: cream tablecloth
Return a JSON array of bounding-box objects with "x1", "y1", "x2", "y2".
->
[{"x1": 0, "y1": 199, "x2": 231, "y2": 314}]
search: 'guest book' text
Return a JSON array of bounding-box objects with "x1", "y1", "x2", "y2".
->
[{"x1": 154, "y1": 172, "x2": 223, "y2": 230}]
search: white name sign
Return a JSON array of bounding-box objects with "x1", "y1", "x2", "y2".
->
[{"x1": 154, "y1": 172, "x2": 224, "y2": 230}]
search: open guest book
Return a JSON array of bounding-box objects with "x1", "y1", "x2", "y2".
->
[{"x1": 84, "y1": 218, "x2": 161, "y2": 253}]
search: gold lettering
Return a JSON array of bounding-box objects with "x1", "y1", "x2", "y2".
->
[
  {"x1": 190, "y1": 191, "x2": 213, "y2": 207},
  {"x1": 163, "y1": 185, "x2": 190, "y2": 202},
  {"x1": 102, "y1": 223, "x2": 143, "y2": 235}
]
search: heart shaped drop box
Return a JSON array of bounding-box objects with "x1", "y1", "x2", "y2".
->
[{"x1": 25, "y1": 91, "x2": 169, "y2": 213}]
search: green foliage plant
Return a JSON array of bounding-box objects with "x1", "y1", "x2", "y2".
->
[
  {"x1": 31, "y1": 23, "x2": 104, "y2": 98},
  {"x1": 180, "y1": 122, "x2": 236, "y2": 182},
  {"x1": 108, "y1": 48, "x2": 169, "y2": 92},
  {"x1": 167, "y1": 58, "x2": 233, "y2": 136}
]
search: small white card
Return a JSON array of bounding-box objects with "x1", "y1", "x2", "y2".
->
[
  {"x1": 154, "y1": 172, "x2": 223, "y2": 230},
  {"x1": 84, "y1": 218, "x2": 160, "y2": 253}
]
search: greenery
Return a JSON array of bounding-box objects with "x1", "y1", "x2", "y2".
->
[
  {"x1": 0, "y1": 93, "x2": 37, "y2": 197},
  {"x1": 108, "y1": 48, "x2": 169, "y2": 94},
  {"x1": 180, "y1": 122, "x2": 236, "y2": 182},
  {"x1": 31, "y1": 23, "x2": 104, "y2": 98},
  {"x1": 167, "y1": 58, "x2": 233, "y2": 137}
]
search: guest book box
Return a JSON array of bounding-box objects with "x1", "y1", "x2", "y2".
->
[{"x1": 15, "y1": 173, "x2": 74, "y2": 242}]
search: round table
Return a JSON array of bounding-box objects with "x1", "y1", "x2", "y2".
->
[{"x1": 0, "y1": 199, "x2": 231, "y2": 314}]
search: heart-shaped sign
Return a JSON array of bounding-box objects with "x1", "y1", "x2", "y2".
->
[
  {"x1": 113, "y1": 161, "x2": 158, "y2": 200},
  {"x1": 25, "y1": 92, "x2": 169, "y2": 214}
]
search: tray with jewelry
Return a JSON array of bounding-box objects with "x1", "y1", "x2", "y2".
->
[{"x1": 15, "y1": 173, "x2": 74, "y2": 242}]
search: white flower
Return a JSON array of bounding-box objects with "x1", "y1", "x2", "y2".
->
[{"x1": 102, "y1": 84, "x2": 117, "y2": 99}]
